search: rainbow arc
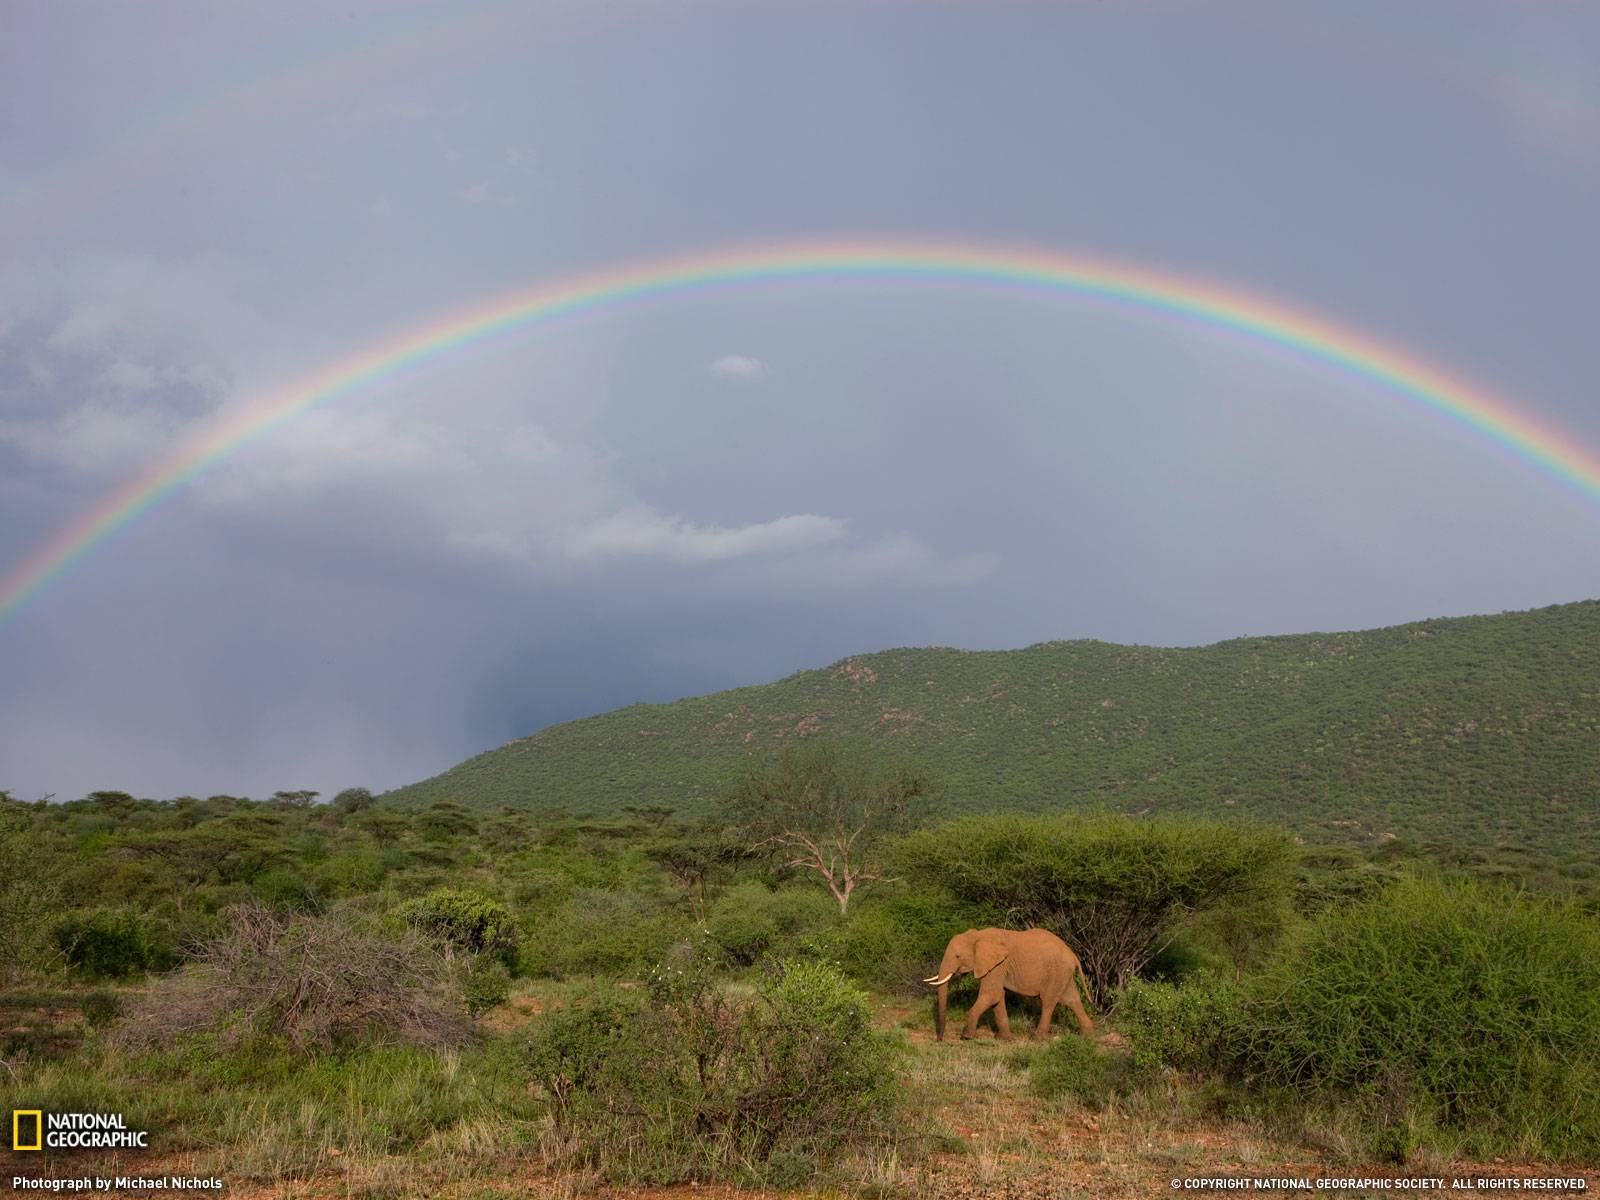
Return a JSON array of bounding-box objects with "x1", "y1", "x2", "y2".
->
[{"x1": 3, "y1": 238, "x2": 1596, "y2": 626}]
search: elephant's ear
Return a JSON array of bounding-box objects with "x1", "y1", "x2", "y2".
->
[{"x1": 973, "y1": 936, "x2": 1009, "y2": 979}]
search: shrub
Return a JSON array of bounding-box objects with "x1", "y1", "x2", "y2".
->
[
  {"x1": 52, "y1": 910, "x2": 177, "y2": 978},
  {"x1": 1115, "y1": 974, "x2": 1243, "y2": 1076},
  {"x1": 893, "y1": 813, "x2": 1295, "y2": 1004},
  {"x1": 462, "y1": 957, "x2": 512, "y2": 1017},
  {"x1": 704, "y1": 883, "x2": 838, "y2": 966},
  {"x1": 813, "y1": 887, "x2": 1002, "y2": 992},
  {"x1": 524, "y1": 953, "x2": 900, "y2": 1183},
  {"x1": 119, "y1": 903, "x2": 470, "y2": 1053},
  {"x1": 1235, "y1": 878, "x2": 1600, "y2": 1160},
  {"x1": 396, "y1": 887, "x2": 518, "y2": 965},
  {"x1": 250, "y1": 868, "x2": 323, "y2": 912},
  {"x1": 81, "y1": 990, "x2": 123, "y2": 1029},
  {"x1": 508, "y1": 868, "x2": 574, "y2": 909},
  {"x1": 311, "y1": 851, "x2": 386, "y2": 897},
  {"x1": 1031, "y1": 1033, "x2": 1124, "y2": 1108},
  {"x1": 518, "y1": 889, "x2": 687, "y2": 979},
  {"x1": 1140, "y1": 935, "x2": 1226, "y2": 982},
  {"x1": 417, "y1": 800, "x2": 477, "y2": 842},
  {"x1": 0, "y1": 810, "x2": 63, "y2": 983}
]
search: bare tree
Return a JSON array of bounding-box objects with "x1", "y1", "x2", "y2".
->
[{"x1": 728, "y1": 742, "x2": 932, "y2": 914}]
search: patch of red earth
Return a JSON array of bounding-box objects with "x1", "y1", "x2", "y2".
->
[
  {"x1": 837, "y1": 659, "x2": 878, "y2": 685},
  {"x1": 477, "y1": 993, "x2": 547, "y2": 1034}
]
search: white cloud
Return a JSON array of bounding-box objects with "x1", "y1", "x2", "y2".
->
[
  {"x1": 0, "y1": 404, "x2": 180, "y2": 471},
  {"x1": 750, "y1": 534, "x2": 1000, "y2": 591},
  {"x1": 382, "y1": 100, "x2": 430, "y2": 120},
  {"x1": 0, "y1": 254, "x2": 993, "y2": 603},
  {"x1": 708, "y1": 354, "x2": 766, "y2": 379},
  {"x1": 200, "y1": 398, "x2": 990, "y2": 592},
  {"x1": 453, "y1": 181, "x2": 518, "y2": 207},
  {"x1": 568, "y1": 508, "x2": 846, "y2": 565}
]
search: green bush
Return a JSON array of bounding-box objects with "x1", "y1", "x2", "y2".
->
[
  {"x1": 813, "y1": 887, "x2": 1001, "y2": 991},
  {"x1": 704, "y1": 883, "x2": 838, "y2": 966},
  {"x1": 893, "y1": 814, "x2": 1294, "y2": 1003},
  {"x1": 1031, "y1": 1034, "x2": 1123, "y2": 1108},
  {"x1": 0, "y1": 808, "x2": 65, "y2": 982},
  {"x1": 250, "y1": 867, "x2": 323, "y2": 912},
  {"x1": 462, "y1": 957, "x2": 512, "y2": 1018},
  {"x1": 508, "y1": 868, "x2": 575, "y2": 909},
  {"x1": 1140, "y1": 935, "x2": 1226, "y2": 982},
  {"x1": 311, "y1": 850, "x2": 386, "y2": 897},
  {"x1": 81, "y1": 990, "x2": 123, "y2": 1029},
  {"x1": 52, "y1": 910, "x2": 177, "y2": 978},
  {"x1": 1235, "y1": 878, "x2": 1600, "y2": 1160},
  {"x1": 524, "y1": 953, "x2": 900, "y2": 1183},
  {"x1": 1115, "y1": 975, "x2": 1242, "y2": 1076},
  {"x1": 396, "y1": 887, "x2": 518, "y2": 965},
  {"x1": 518, "y1": 889, "x2": 687, "y2": 979}
]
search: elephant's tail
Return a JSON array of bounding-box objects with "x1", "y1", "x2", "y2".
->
[{"x1": 1074, "y1": 961, "x2": 1095, "y2": 1012}]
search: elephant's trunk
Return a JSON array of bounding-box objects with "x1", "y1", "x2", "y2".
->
[{"x1": 928, "y1": 946, "x2": 962, "y2": 1041}]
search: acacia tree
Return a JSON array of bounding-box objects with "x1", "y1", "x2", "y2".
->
[
  {"x1": 331, "y1": 787, "x2": 375, "y2": 814},
  {"x1": 727, "y1": 742, "x2": 933, "y2": 914},
  {"x1": 894, "y1": 813, "x2": 1295, "y2": 1005},
  {"x1": 645, "y1": 822, "x2": 748, "y2": 920}
]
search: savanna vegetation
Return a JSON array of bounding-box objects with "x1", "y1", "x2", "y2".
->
[
  {"x1": 385, "y1": 601, "x2": 1600, "y2": 866},
  {"x1": 4, "y1": 730, "x2": 1598, "y2": 1195}
]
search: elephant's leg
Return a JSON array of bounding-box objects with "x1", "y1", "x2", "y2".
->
[
  {"x1": 1061, "y1": 975, "x2": 1096, "y2": 1036},
  {"x1": 992, "y1": 993, "x2": 1013, "y2": 1041},
  {"x1": 1034, "y1": 988, "x2": 1058, "y2": 1038},
  {"x1": 962, "y1": 977, "x2": 1007, "y2": 1039}
]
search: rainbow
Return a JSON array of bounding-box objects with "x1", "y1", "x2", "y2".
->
[{"x1": 3, "y1": 237, "x2": 1597, "y2": 626}]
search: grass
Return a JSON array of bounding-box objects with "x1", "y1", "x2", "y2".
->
[
  {"x1": 5, "y1": 983, "x2": 1595, "y2": 1199},
  {"x1": 1, "y1": 1024, "x2": 538, "y2": 1190}
]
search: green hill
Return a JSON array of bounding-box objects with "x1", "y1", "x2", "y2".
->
[{"x1": 384, "y1": 600, "x2": 1600, "y2": 856}]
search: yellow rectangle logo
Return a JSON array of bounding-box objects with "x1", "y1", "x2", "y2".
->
[{"x1": 13, "y1": 1109, "x2": 43, "y2": 1151}]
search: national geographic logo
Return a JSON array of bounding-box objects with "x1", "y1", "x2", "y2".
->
[
  {"x1": 12, "y1": 1110, "x2": 41, "y2": 1151},
  {"x1": 10, "y1": 1110, "x2": 148, "y2": 1150}
]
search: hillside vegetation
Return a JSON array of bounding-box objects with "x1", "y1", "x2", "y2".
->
[{"x1": 386, "y1": 600, "x2": 1600, "y2": 856}]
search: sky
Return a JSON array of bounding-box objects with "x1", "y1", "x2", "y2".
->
[{"x1": 2, "y1": 0, "x2": 1598, "y2": 802}]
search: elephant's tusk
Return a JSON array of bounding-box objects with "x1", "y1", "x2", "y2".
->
[{"x1": 923, "y1": 972, "x2": 954, "y2": 987}]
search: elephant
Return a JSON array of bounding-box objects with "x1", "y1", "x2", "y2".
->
[{"x1": 924, "y1": 927, "x2": 1095, "y2": 1042}]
